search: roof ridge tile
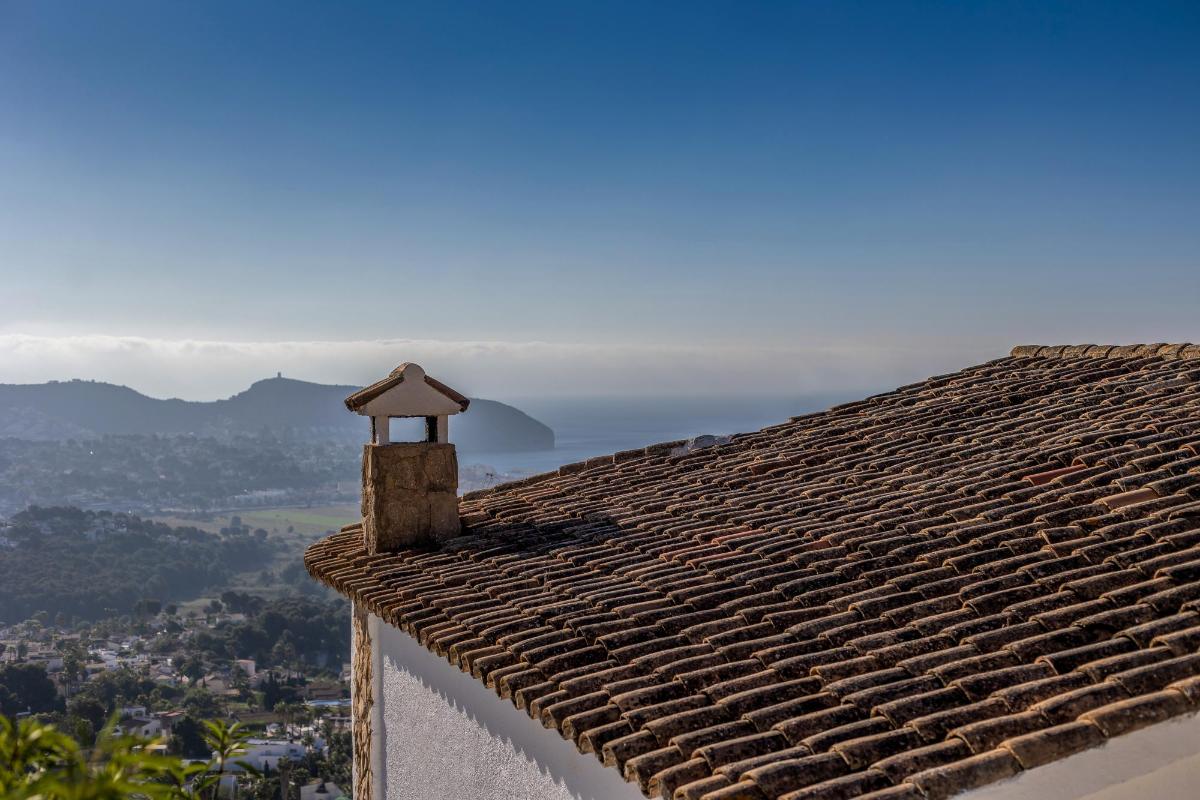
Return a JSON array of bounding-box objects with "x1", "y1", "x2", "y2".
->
[{"x1": 1012, "y1": 343, "x2": 1198, "y2": 359}]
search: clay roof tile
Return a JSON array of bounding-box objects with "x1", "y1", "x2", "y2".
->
[{"x1": 305, "y1": 344, "x2": 1200, "y2": 799}]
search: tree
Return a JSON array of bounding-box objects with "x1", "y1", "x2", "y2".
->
[
  {"x1": 261, "y1": 672, "x2": 284, "y2": 711},
  {"x1": 67, "y1": 695, "x2": 108, "y2": 733},
  {"x1": 169, "y1": 715, "x2": 211, "y2": 759},
  {"x1": 325, "y1": 730, "x2": 351, "y2": 787},
  {"x1": 245, "y1": 764, "x2": 281, "y2": 800},
  {"x1": 275, "y1": 701, "x2": 309, "y2": 732},
  {"x1": 0, "y1": 662, "x2": 61, "y2": 715},
  {"x1": 230, "y1": 662, "x2": 248, "y2": 686},
  {"x1": 182, "y1": 686, "x2": 223, "y2": 719},
  {"x1": 0, "y1": 716, "x2": 212, "y2": 800},
  {"x1": 270, "y1": 631, "x2": 298, "y2": 672},
  {"x1": 292, "y1": 729, "x2": 349, "y2": 790},
  {"x1": 65, "y1": 714, "x2": 95, "y2": 748},
  {"x1": 180, "y1": 654, "x2": 207, "y2": 684},
  {"x1": 0, "y1": 507, "x2": 273, "y2": 623},
  {"x1": 62, "y1": 651, "x2": 83, "y2": 695},
  {"x1": 72, "y1": 666, "x2": 154, "y2": 713},
  {"x1": 204, "y1": 719, "x2": 256, "y2": 799}
]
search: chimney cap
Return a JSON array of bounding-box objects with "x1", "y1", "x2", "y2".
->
[{"x1": 344, "y1": 363, "x2": 469, "y2": 416}]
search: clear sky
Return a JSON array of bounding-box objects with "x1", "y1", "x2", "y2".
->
[{"x1": 1, "y1": 1, "x2": 1198, "y2": 400}]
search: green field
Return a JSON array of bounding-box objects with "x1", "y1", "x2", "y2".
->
[
  {"x1": 151, "y1": 504, "x2": 360, "y2": 603},
  {"x1": 152, "y1": 503, "x2": 360, "y2": 537},
  {"x1": 230, "y1": 505, "x2": 361, "y2": 536}
]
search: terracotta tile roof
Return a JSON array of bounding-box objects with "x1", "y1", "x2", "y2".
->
[{"x1": 306, "y1": 344, "x2": 1200, "y2": 800}]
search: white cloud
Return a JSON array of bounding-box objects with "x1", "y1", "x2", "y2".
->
[{"x1": 0, "y1": 334, "x2": 999, "y2": 400}]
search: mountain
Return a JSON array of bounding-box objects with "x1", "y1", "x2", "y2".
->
[{"x1": 0, "y1": 377, "x2": 554, "y2": 453}]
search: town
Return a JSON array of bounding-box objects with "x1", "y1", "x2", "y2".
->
[
  {"x1": 1, "y1": 594, "x2": 351, "y2": 799},
  {"x1": 0, "y1": 502, "x2": 354, "y2": 800}
]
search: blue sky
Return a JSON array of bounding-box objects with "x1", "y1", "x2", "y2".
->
[{"x1": 1, "y1": 1, "x2": 1198, "y2": 399}]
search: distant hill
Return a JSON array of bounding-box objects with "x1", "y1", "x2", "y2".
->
[{"x1": 0, "y1": 377, "x2": 554, "y2": 453}]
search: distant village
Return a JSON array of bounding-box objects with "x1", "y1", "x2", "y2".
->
[
  {"x1": 0, "y1": 434, "x2": 518, "y2": 517},
  {"x1": 0, "y1": 377, "x2": 532, "y2": 800},
  {"x1": 0, "y1": 600, "x2": 351, "y2": 796},
  {"x1": 0, "y1": 434, "x2": 361, "y2": 517}
]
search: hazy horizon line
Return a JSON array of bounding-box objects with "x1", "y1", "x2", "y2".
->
[{"x1": 0, "y1": 332, "x2": 1004, "y2": 402}]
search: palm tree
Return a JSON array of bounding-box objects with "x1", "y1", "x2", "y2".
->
[
  {"x1": 62, "y1": 651, "x2": 83, "y2": 696},
  {"x1": 203, "y1": 720, "x2": 255, "y2": 799},
  {"x1": 275, "y1": 702, "x2": 306, "y2": 735}
]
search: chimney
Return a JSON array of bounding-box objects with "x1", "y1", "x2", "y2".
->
[{"x1": 344, "y1": 363, "x2": 470, "y2": 552}]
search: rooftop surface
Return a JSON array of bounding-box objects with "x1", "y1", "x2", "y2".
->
[{"x1": 307, "y1": 344, "x2": 1200, "y2": 800}]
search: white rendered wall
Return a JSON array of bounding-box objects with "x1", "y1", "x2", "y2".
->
[
  {"x1": 367, "y1": 613, "x2": 1198, "y2": 800},
  {"x1": 369, "y1": 615, "x2": 644, "y2": 800}
]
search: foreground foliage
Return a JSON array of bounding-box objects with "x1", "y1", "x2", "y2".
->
[
  {"x1": 0, "y1": 715, "x2": 219, "y2": 800},
  {"x1": 2, "y1": 715, "x2": 347, "y2": 800}
]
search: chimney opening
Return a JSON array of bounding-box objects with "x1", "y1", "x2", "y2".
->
[{"x1": 371, "y1": 416, "x2": 433, "y2": 445}]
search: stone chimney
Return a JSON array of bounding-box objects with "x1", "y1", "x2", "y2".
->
[{"x1": 344, "y1": 363, "x2": 469, "y2": 552}]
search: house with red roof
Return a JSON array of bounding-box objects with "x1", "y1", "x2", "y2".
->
[{"x1": 308, "y1": 347, "x2": 1200, "y2": 800}]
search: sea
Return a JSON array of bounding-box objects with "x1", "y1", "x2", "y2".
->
[{"x1": 456, "y1": 393, "x2": 856, "y2": 479}]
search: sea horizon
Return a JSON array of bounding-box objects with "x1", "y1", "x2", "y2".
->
[{"x1": 459, "y1": 392, "x2": 865, "y2": 476}]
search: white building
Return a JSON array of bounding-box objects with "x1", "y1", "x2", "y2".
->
[
  {"x1": 117, "y1": 717, "x2": 162, "y2": 738},
  {"x1": 225, "y1": 740, "x2": 307, "y2": 773},
  {"x1": 306, "y1": 352, "x2": 1200, "y2": 800}
]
